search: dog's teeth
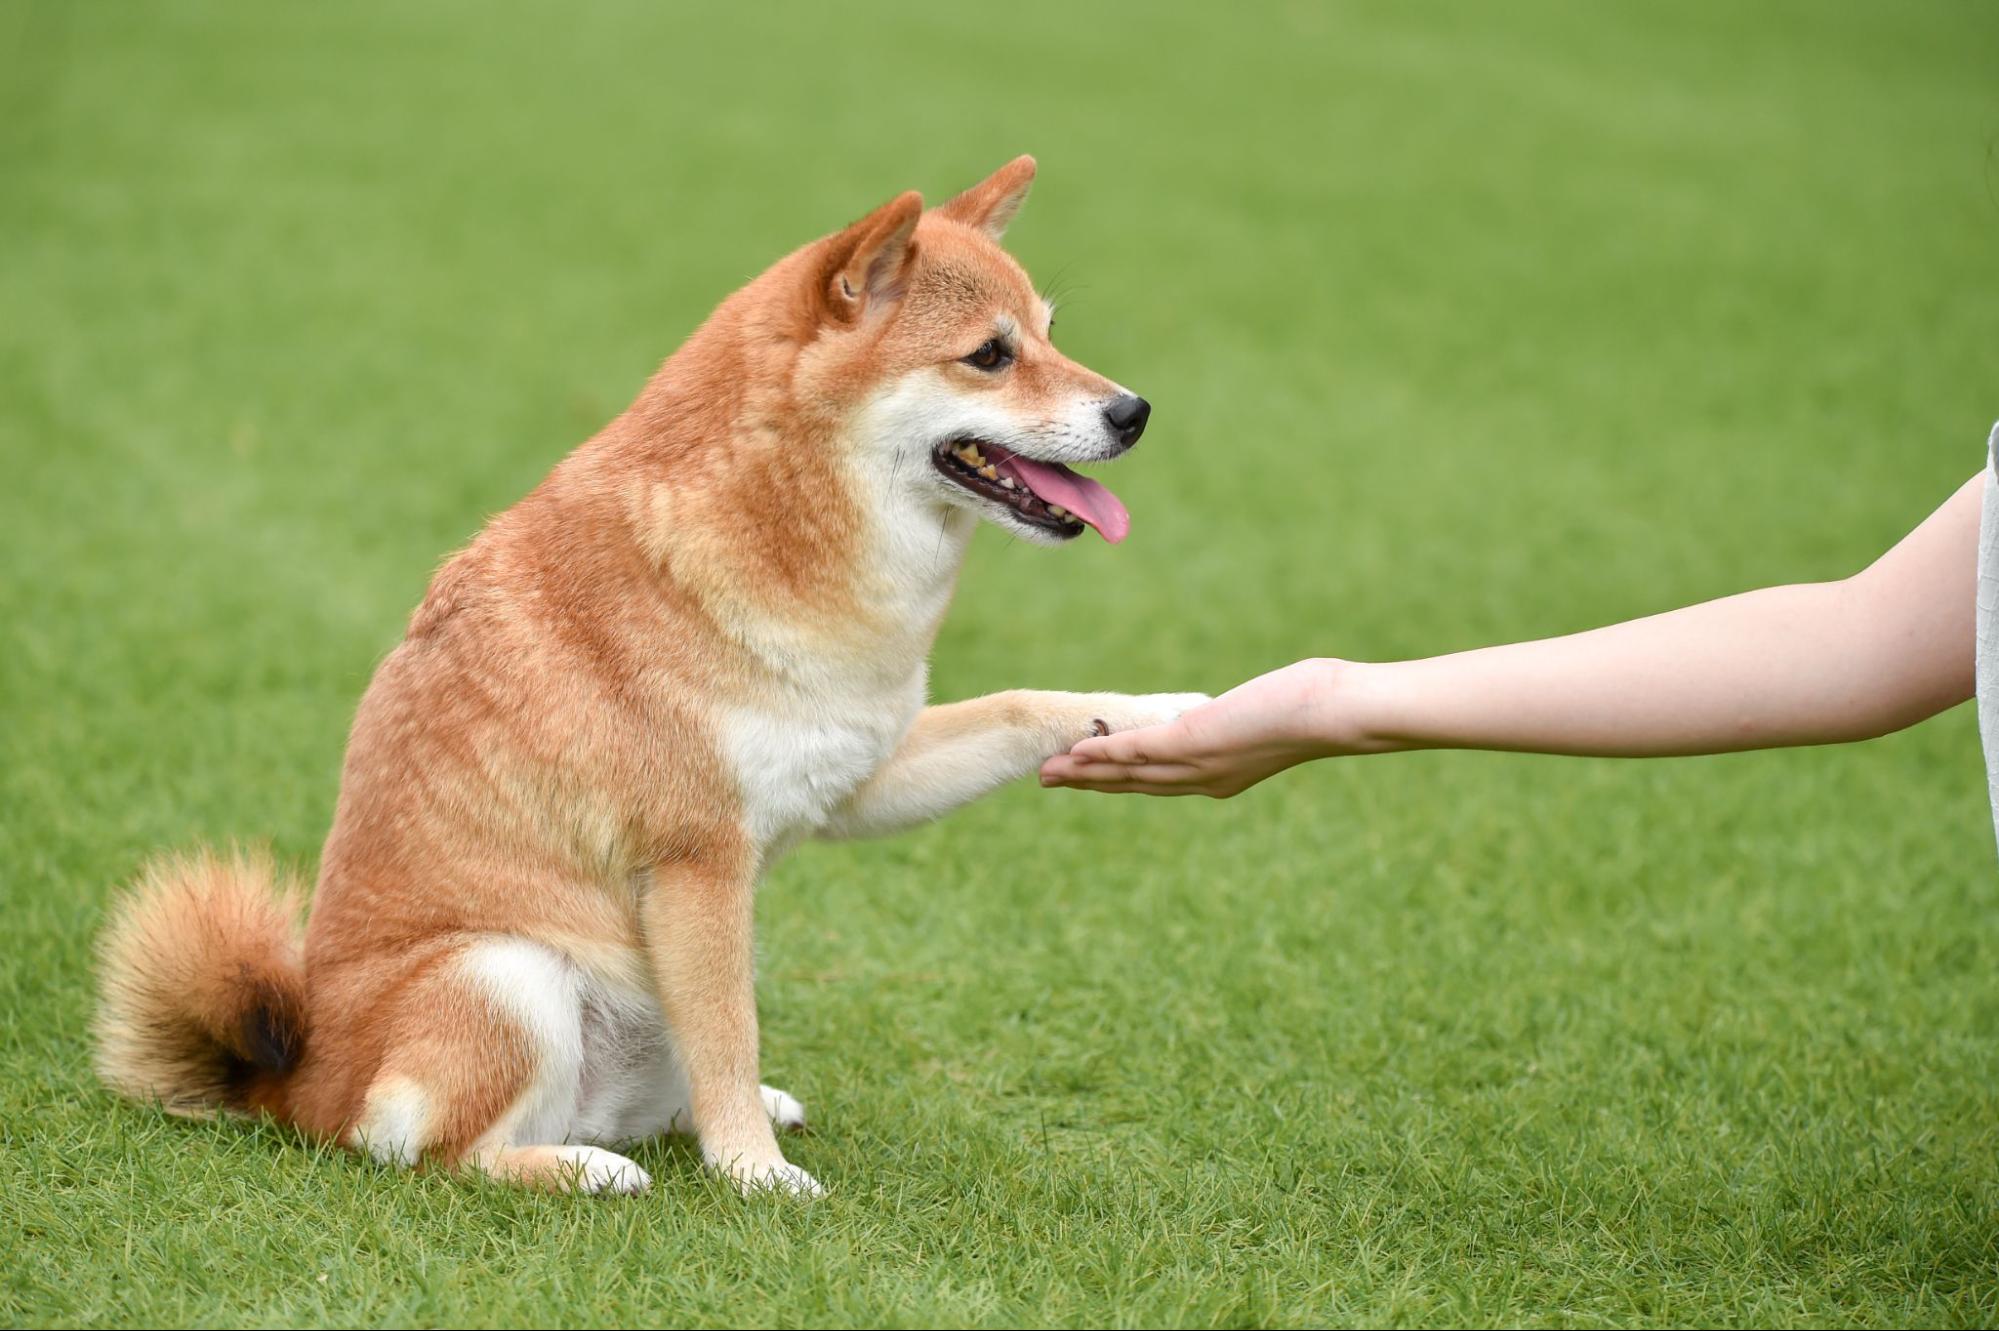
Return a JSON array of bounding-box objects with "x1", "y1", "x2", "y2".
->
[
  {"x1": 978, "y1": 465, "x2": 998, "y2": 480},
  {"x1": 955, "y1": 446, "x2": 979, "y2": 465},
  {"x1": 1049, "y1": 504, "x2": 1069, "y2": 519},
  {"x1": 999, "y1": 477, "x2": 1017, "y2": 489}
]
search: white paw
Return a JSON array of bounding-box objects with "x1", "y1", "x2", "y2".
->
[
  {"x1": 713, "y1": 1153, "x2": 825, "y2": 1198},
  {"x1": 557, "y1": 1146, "x2": 653, "y2": 1196},
  {"x1": 760, "y1": 1083, "x2": 808, "y2": 1132},
  {"x1": 1089, "y1": 691, "x2": 1211, "y2": 737},
  {"x1": 749, "y1": 1161, "x2": 824, "y2": 1197}
]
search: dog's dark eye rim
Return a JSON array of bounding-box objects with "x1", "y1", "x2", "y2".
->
[{"x1": 963, "y1": 338, "x2": 1013, "y2": 371}]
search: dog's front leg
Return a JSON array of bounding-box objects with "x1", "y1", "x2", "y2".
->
[
  {"x1": 642, "y1": 855, "x2": 820, "y2": 1196},
  {"x1": 817, "y1": 689, "x2": 1208, "y2": 840}
]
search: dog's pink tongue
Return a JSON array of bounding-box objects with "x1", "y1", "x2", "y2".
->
[{"x1": 998, "y1": 455, "x2": 1131, "y2": 544}]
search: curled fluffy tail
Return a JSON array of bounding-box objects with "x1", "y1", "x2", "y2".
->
[{"x1": 94, "y1": 849, "x2": 308, "y2": 1117}]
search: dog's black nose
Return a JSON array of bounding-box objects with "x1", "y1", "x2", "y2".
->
[{"x1": 1104, "y1": 394, "x2": 1150, "y2": 447}]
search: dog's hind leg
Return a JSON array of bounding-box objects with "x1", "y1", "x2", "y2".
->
[
  {"x1": 760, "y1": 1083, "x2": 808, "y2": 1131},
  {"x1": 347, "y1": 937, "x2": 650, "y2": 1195},
  {"x1": 464, "y1": 1143, "x2": 651, "y2": 1195},
  {"x1": 614, "y1": 1049, "x2": 809, "y2": 1139}
]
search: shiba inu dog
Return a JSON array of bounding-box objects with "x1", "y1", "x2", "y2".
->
[{"x1": 93, "y1": 158, "x2": 1204, "y2": 1197}]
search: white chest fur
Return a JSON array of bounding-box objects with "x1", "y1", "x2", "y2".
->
[
  {"x1": 710, "y1": 477, "x2": 967, "y2": 859},
  {"x1": 717, "y1": 674, "x2": 922, "y2": 854}
]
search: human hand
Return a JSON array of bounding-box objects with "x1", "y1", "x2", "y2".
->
[{"x1": 1038, "y1": 658, "x2": 1359, "y2": 797}]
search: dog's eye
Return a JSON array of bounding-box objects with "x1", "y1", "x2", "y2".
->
[{"x1": 963, "y1": 338, "x2": 1012, "y2": 371}]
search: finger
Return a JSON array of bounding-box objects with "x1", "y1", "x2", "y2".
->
[
  {"x1": 1070, "y1": 723, "x2": 1180, "y2": 765},
  {"x1": 1039, "y1": 755, "x2": 1090, "y2": 784},
  {"x1": 1044, "y1": 754, "x2": 1161, "y2": 784},
  {"x1": 1042, "y1": 758, "x2": 1200, "y2": 787},
  {"x1": 1048, "y1": 778, "x2": 1209, "y2": 796}
]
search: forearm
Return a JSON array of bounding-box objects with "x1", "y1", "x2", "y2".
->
[
  {"x1": 1342, "y1": 582, "x2": 1961, "y2": 757},
  {"x1": 1336, "y1": 476, "x2": 1980, "y2": 758}
]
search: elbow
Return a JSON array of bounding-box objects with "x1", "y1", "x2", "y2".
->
[{"x1": 1833, "y1": 574, "x2": 1974, "y2": 740}]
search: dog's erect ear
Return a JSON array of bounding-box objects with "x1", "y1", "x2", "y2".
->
[
  {"x1": 937, "y1": 155, "x2": 1036, "y2": 241},
  {"x1": 824, "y1": 190, "x2": 923, "y2": 321}
]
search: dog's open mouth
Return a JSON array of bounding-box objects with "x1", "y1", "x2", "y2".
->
[{"x1": 932, "y1": 440, "x2": 1131, "y2": 544}]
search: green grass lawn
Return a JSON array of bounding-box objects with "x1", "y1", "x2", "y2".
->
[{"x1": 5, "y1": 1, "x2": 1998, "y2": 1325}]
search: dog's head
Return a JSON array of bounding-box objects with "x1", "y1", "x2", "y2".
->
[{"x1": 792, "y1": 158, "x2": 1146, "y2": 546}]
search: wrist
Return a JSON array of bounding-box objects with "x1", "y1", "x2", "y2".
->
[{"x1": 1302, "y1": 657, "x2": 1408, "y2": 756}]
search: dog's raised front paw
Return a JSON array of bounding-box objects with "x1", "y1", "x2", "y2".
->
[{"x1": 1087, "y1": 691, "x2": 1211, "y2": 739}]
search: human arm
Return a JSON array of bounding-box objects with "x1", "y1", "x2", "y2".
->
[{"x1": 1040, "y1": 474, "x2": 1981, "y2": 797}]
